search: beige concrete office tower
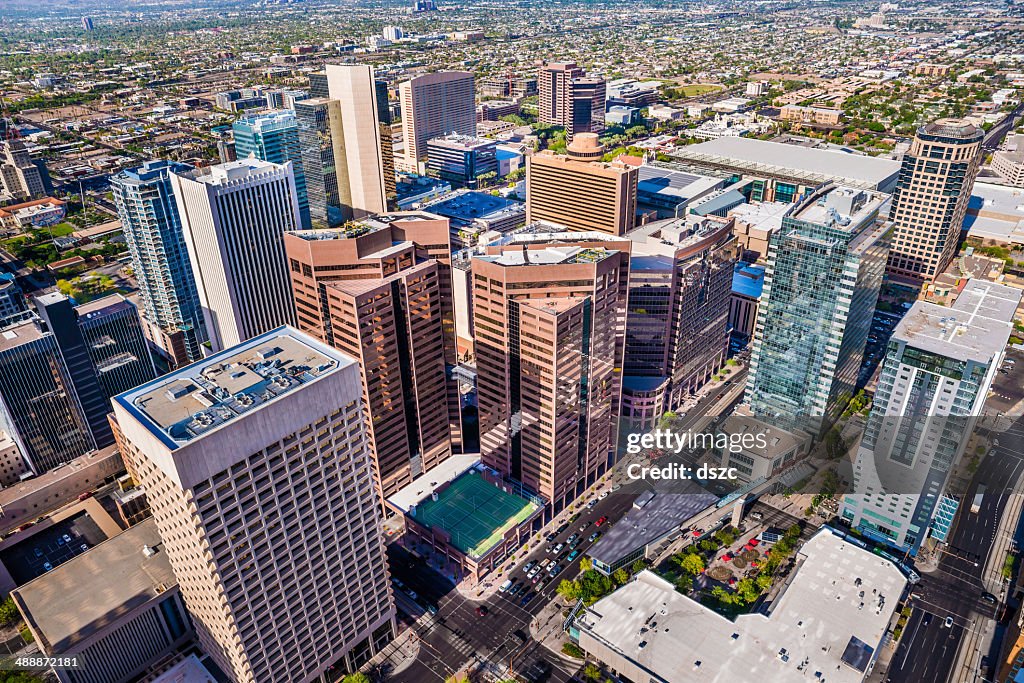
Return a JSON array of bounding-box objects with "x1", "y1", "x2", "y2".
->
[
  {"x1": 0, "y1": 140, "x2": 45, "y2": 201},
  {"x1": 170, "y1": 158, "x2": 299, "y2": 352},
  {"x1": 111, "y1": 327, "x2": 396, "y2": 683},
  {"x1": 398, "y1": 71, "x2": 476, "y2": 169},
  {"x1": 887, "y1": 119, "x2": 984, "y2": 282},
  {"x1": 472, "y1": 227, "x2": 630, "y2": 512},
  {"x1": 537, "y1": 61, "x2": 606, "y2": 139},
  {"x1": 526, "y1": 135, "x2": 638, "y2": 236},
  {"x1": 283, "y1": 213, "x2": 462, "y2": 502},
  {"x1": 324, "y1": 64, "x2": 389, "y2": 218}
]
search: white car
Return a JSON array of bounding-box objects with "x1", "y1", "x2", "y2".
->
[
  {"x1": 598, "y1": 491, "x2": 609, "y2": 500},
  {"x1": 527, "y1": 566, "x2": 540, "y2": 579}
]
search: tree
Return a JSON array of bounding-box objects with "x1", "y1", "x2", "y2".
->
[
  {"x1": 562, "y1": 642, "x2": 585, "y2": 658},
  {"x1": 582, "y1": 663, "x2": 602, "y2": 681},
  {"x1": 557, "y1": 578, "x2": 583, "y2": 602},
  {"x1": 579, "y1": 557, "x2": 593, "y2": 572},
  {"x1": 674, "y1": 574, "x2": 694, "y2": 593},
  {"x1": 342, "y1": 674, "x2": 372, "y2": 683},
  {"x1": 612, "y1": 567, "x2": 630, "y2": 586},
  {"x1": 0, "y1": 597, "x2": 19, "y2": 628},
  {"x1": 678, "y1": 552, "x2": 705, "y2": 576}
]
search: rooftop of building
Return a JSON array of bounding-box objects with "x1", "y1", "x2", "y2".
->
[
  {"x1": 0, "y1": 319, "x2": 45, "y2": 353},
  {"x1": 12, "y1": 518, "x2": 176, "y2": 654},
  {"x1": 0, "y1": 197, "x2": 66, "y2": 216},
  {"x1": 392, "y1": 463, "x2": 540, "y2": 559},
  {"x1": 589, "y1": 487, "x2": 718, "y2": 568},
  {"x1": 964, "y1": 182, "x2": 1024, "y2": 244},
  {"x1": 732, "y1": 262, "x2": 766, "y2": 299},
  {"x1": 627, "y1": 215, "x2": 733, "y2": 259},
  {"x1": 423, "y1": 190, "x2": 525, "y2": 223},
  {"x1": 148, "y1": 654, "x2": 224, "y2": 683},
  {"x1": 790, "y1": 185, "x2": 886, "y2": 230},
  {"x1": 675, "y1": 137, "x2": 900, "y2": 188},
  {"x1": 74, "y1": 293, "x2": 132, "y2": 318},
  {"x1": 636, "y1": 165, "x2": 724, "y2": 204},
  {"x1": 112, "y1": 159, "x2": 191, "y2": 185},
  {"x1": 291, "y1": 211, "x2": 445, "y2": 241},
  {"x1": 919, "y1": 118, "x2": 983, "y2": 141},
  {"x1": 176, "y1": 157, "x2": 285, "y2": 186},
  {"x1": 896, "y1": 279, "x2": 1021, "y2": 363},
  {"x1": 577, "y1": 529, "x2": 907, "y2": 683},
  {"x1": 728, "y1": 200, "x2": 792, "y2": 232},
  {"x1": 718, "y1": 415, "x2": 808, "y2": 460},
  {"x1": 234, "y1": 109, "x2": 296, "y2": 128},
  {"x1": 477, "y1": 244, "x2": 618, "y2": 267},
  {"x1": 114, "y1": 327, "x2": 350, "y2": 450},
  {"x1": 427, "y1": 133, "x2": 496, "y2": 150}
]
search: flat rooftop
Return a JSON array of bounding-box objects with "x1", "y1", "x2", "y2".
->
[
  {"x1": 675, "y1": 137, "x2": 900, "y2": 190},
  {"x1": 0, "y1": 320, "x2": 45, "y2": 353},
  {"x1": 636, "y1": 165, "x2": 723, "y2": 203},
  {"x1": 895, "y1": 279, "x2": 1021, "y2": 363},
  {"x1": 424, "y1": 190, "x2": 525, "y2": 223},
  {"x1": 12, "y1": 518, "x2": 176, "y2": 653},
  {"x1": 729, "y1": 200, "x2": 792, "y2": 231},
  {"x1": 791, "y1": 185, "x2": 885, "y2": 230},
  {"x1": 577, "y1": 530, "x2": 907, "y2": 683},
  {"x1": 178, "y1": 157, "x2": 284, "y2": 186},
  {"x1": 964, "y1": 182, "x2": 1024, "y2": 244},
  {"x1": 114, "y1": 327, "x2": 349, "y2": 450},
  {"x1": 74, "y1": 293, "x2": 132, "y2": 318},
  {"x1": 589, "y1": 488, "x2": 718, "y2": 568},
  {"x1": 627, "y1": 215, "x2": 731, "y2": 258},
  {"x1": 405, "y1": 468, "x2": 539, "y2": 559},
  {"x1": 477, "y1": 244, "x2": 617, "y2": 267},
  {"x1": 732, "y1": 262, "x2": 766, "y2": 299}
]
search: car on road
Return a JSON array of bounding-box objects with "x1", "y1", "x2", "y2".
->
[
  {"x1": 535, "y1": 580, "x2": 548, "y2": 592},
  {"x1": 944, "y1": 616, "x2": 954, "y2": 628},
  {"x1": 545, "y1": 533, "x2": 557, "y2": 543},
  {"x1": 557, "y1": 551, "x2": 569, "y2": 562},
  {"x1": 750, "y1": 511, "x2": 763, "y2": 520},
  {"x1": 587, "y1": 499, "x2": 598, "y2": 509},
  {"x1": 567, "y1": 550, "x2": 580, "y2": 562},
  {"x1": 62, "y1": 534, "x2": 72, "y2": 543},
  {"x1": 475, "y1": 606, "x2": 488, "y2": 617},
  {"x1": 33, "y1": 548, "x2": 42, "y2": 558},
  {"x1": 596, "y1": 516, "x2": 608, "y2": 526},
  {"x1": 556, "y1": 522, "x2": 570, "y2": 534},
  {"x1": 527, "y1": 566, "x2": 540, "y2": 579},
  {"x1": 598, "y1": 490, "x2": 609, "y2": 500},
  {"x1": 405, "y1": 589, "x2": 418, "y2": 601},
  {"x1": 499, "y1": 579, "x2": 513, "y2": 593},
  {"x1": 552, "y1": 542, "x2": 564, "y2": 554},
  {"x1": 79, "y1": 544, "x2": 88, "y2": 552},
  {"x1": 579, "y1": 521, "x2": 591, "y2": 532},
  {"x1": 549, "y1": 564, "x2": 563, "y2": 577},
  {"x1": 588, "y1": 531, "x2": 601, "y2": 542},
  {"x1": 524, "y1": 560, "x2": 537, "y2": 571},
  {"x1": 981, "y1": 592, "x2": 997, "y2": 605},
  {"x1": 569, "y1": 537, "x2": 583, "y2": 549},
  {"x1": 567, "y1": 533, "x2": 579, "y2": 544}
]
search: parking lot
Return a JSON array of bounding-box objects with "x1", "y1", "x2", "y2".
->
[
  {"x1": 0, "y1": 512, "x2": 106, "y2": 585},
  {"x1": 987, "y1": 347, "x2": 1024, "y2": 413}
]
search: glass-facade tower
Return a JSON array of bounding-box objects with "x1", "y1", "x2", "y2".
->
[{"x1": 233, "y1": 111, "x2": 311, "y2": 229}]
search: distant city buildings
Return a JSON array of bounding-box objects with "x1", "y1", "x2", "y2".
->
[
  {"x1": 473, "y1": 227, "x2": 629, "y2": 511},
  {"x1": 843, "y1": 280, "x2": 1021, "y2": 555},
  {"x1": 537, "y1": 61, "x2": 606, "y2": 139},
  {"x1": 526, "y1": 134, "x2": 638, "y2": 236},
  {"x1": 81, "y1": 16, "x2": 94, "y2": 31},
  {"x1": 746, "y1": 185, "x2": 889, "y2": 422},
  {"x1": 170, "y1": 158, "x2": 300, "y2": 351},
  {"x1": 0, "y1": 140, "x2": 47, "y2": 202},
  {"x1": 111, "y1": 328, "x2": 396, "y2": 683},
  {"x1": 112, "y1": 160, "x2": 207, "y2": 366},
  {"x1": 991, "y1": 133, "x2": 1024, "y2": 187},
  {"x1": 399, "y1": 71, "x2": 476, "y2": 169},
  {"x1": 426, "y1": 134, "x2": 498, "y2": 187},
  {"x1": 232, "y1": 110, "x2": 311, "y2": 229},
  {"x1": 887, "y1": 119, "x2": 984, "y2": 282},
  {"x1": 621, "y1": 215, "x2": 738, "y2": 430}
]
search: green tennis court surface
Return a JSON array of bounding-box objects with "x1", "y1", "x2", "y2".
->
[{"x1": 414, "y1": 471, "x2": 539, "y2": 558}]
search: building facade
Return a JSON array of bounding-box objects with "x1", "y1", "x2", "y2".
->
[
  {"x1": 111, "y1": 328, "x2": 396, "y2": 683},
  {"x1": 399, "y1": 71, "x2": 476, "y2": 168},
  {"x1": 887, "y1": 119, "x2": 984, "y2": 281},
  {"x1": 842, "y1": 280, "x2": 1020, "y2": 554},
  {"x1": 473, "y1": 227, "x2": 630, "y2": 512},
  {"x1": 0, "y1": 140, "x2": 46, "y2": 201},
  {"x1": 621, "y1": 216, "x2": 738, "y2": 430},
  {"x1": 170, "y1": 159, "x2": 300, "y2": 352},
  {"x1": 746, "y1": 185, "x2": 889, "y2": 424},
  {"x1": 536, "y1": 61, "x2": 606, "y2": 139},
  {"x1": 526, "y1": 135, "x2": 637, "y2": 236},
  {"x1": 74, "y1": 294, "x2": 156, "y2": 400},
  {"x1": 111, "y1": 160, "x2": 207, "y2": 366},
  {"x1": 233, "y1": 111, "x2": 312, "y2": 229},
  {"x1": 426, "y1": 134, "x2": 498, "y2": 187}
]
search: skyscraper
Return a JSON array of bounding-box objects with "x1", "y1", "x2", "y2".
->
[
  {"x1": 324, "y1": 64, "x2": 390, "y2": 218},
  {"x1": 112, "y1": 160, "x2": 207, "y2": 366},
  {"x1": 537, "y1": 61, "x2": 606, "y2": 139},
  {"x1": 887, "y1": 119, "x2": 984, "y2": 282},
  {"x1": 0, "y1": 320, "x2": 93, "y2": 473},
  {"x1": 284, "y1": 212, "x2": 463, "y2": 503},
  {"x1": 170, "y1": 158, "x2": 300, "y2": 352},
  {"x1": 81, "y1": 16, "x2": 94, "y2": 31},
  {"x1": 473, "y1": 227, "x2": 630, "y2": 511},
  {"x1": 398, "y1": 71, "x2": 476, "y2": 169},
  {"x1": 294, "y1": 98, "x2": 347, "y2": 228},
  {"x1": 842, "y1": 280, "x2": 1020, "y2": 554},
  {"x1": 0, "y1": 140, "x2": 46, "y2": 201},
  {"x1": 745, "y1": 185, "x2": 889, "y2": 423},
  {"x1": 621, "y1": 215, "x2": 738, "y2": 430},
  {"x1": 74, "y1": 294, "x2": 157, "y2": 399},
  {"x1": 111, "y1": 327, "x2": 396, "y2": 683},
  {"x1": 526, "y1": 134, "x2": 637, "y2": 236},
  {"x1": 0, "y1": 273, "x2": 30, "y2": 328},
  {"x1": 233, "y1": 111, "x2": 311, "y2": 229}
]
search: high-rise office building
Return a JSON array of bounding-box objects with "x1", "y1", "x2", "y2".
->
[
  {"x1": 426, "y1": 134, "x2": 498, "y2": 187},
  {"x1": 170, "y1": 158, "x2": 300, "y2": 352},
  {"x1": 112, "y1": 160, "x2": 207, "y2": 366},
  {"x1": 75, "y1": 294, "x2": 157, "y2": 400},
  {"x1": 473, "y1": 227, "x2": 630, "y2": 511},
  {"x1": 0, "y1": 320, "x2": 93, "y2": 473},
  {"x1": 233, "y1": 111, "x2": 311, "y2": 229},
  {"x1": 398, "y1": 71, "x2": 476, "y2": 168},
  {"x1": 324, "y1": 64, "x2": 390, "y2": 218},
  {"x1": 111, "y1": 327, "x2": 396, "y2": 683},
  {"x1": 81, "y1": 16, "x2": 94, "y2": 31},
  {"x1": 526, "y1": 134, "x2": 638, "y2": 236},
  {"x1": 0, "y1": 140, "x2": 46, "y2": 201},
  {"x1": 537, "y1": 61, "x2": 606, "y2": 139},
  {"x1": 294, "y1": 98, "x2": 347, "y2": 228},
  {"x1": 745, "y1": 185, "x2": 889, "y2": 422},
  {"x1": 284, "y1": 213, "x2": 463, "y2": 502},
  {"x1": 842, "y1": 280, "x2": 1020, "y2": 554},
  {"x1": 621, "y1": 215, "x2": 738, "y2": 430},
  {"x1": 887, "y1": 119, "x2": 984, "y2": 282},
  {"x1": 0, "y1": 272, "x2": 30, "y2": 328}
]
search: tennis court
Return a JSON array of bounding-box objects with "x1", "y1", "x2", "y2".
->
[{"x1": 414, "y1": 471, "x2": 539, "y2": 558}]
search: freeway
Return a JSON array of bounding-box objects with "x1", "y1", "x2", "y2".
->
[{"x1": 983, "y1": 101, "x2": 1024, "y2": 151}]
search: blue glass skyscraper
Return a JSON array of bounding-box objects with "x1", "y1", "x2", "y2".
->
[
  {"x1": 112, "y1": 160, "x2": 206, "y2": 365},
  {"x1": 233, "y1": 111, "x2": 311, "y2": 229}
]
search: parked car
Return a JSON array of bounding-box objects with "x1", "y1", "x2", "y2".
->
[
  {"x1": 588, "y1": 532, "x2": 600, "y2": 542},
  {"x1": 596, "y1": 516, "x2": 608, "y2": 526},
  {"x1": 499, "y1": 579, "x2": 513, "y2": 593},
  {"x1": 476, "y1": 606, "x2": 488, "y2": 617},
  {"x1": 944, "y1": 616, "x2": 954, "y2": 628}
]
